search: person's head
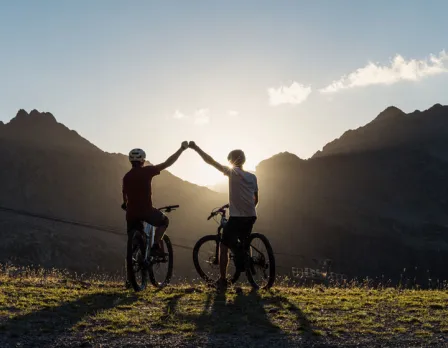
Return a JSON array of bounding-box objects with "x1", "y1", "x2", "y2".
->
[
  {"x1": 227, "y1": 149, "x2": 246, "y2": 168},
  {"x1": 128, "y1": 148, "x2": 146, "y2": 168}
]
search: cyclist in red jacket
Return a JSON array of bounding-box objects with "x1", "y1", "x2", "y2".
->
[{"x1": 122, "y1": 142, "x2": 188, "y2": 258}]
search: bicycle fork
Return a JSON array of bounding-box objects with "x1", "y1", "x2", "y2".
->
[{"x1": 214, "y1": 241, "x2": 220, "y2": 265}]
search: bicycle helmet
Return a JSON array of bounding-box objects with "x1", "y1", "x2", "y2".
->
[
  {"x1": 227, "y1": 149, "x2": 246, "y2": 166},
  {"x1": 128, "y1": 148, "x2": 146, "y2": 163}
]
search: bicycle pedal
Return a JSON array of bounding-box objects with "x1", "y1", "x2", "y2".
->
[{"x1": 152, "y1": 255, "x2": 168, "y2": 263}]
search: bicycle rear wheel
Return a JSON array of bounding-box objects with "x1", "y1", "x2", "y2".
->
[
  {"x1": 246, "y1": 233, "x2": 276, "y2": 290},
  {"x1": 149, "y1": 234, "x2": 174, "y2": 288},
  {"x1": 193, "y1": 235, "x2": 240, "y2": 285},
  {"x1": 126, "y1": 230, "x2": 148, "y2": 292}
]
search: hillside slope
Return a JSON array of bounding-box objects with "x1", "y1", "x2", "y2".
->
[
  {"x1": 0, "y1": 109, "x2": 226, "y2": 275},
  {"x1": 255, "y1": 104, "x2": 448, "y2": 281}
]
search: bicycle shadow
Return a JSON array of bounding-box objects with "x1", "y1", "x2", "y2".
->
[
  {"x1": 163, "y1": 287, "x2": 320, "y2": 347},
  {"x1": 1, "y1": 291, "x2": 137, "y2": 347}
]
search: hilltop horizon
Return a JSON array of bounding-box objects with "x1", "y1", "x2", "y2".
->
[{"x1": 3, "y1": 103, "x2": 445, "y2": 187}]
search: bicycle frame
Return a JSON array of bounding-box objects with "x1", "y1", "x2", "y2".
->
[
  {"x1": 195, "y1": 203, "x2": 275, "y2": 289},
  {"x1": 213, "y1": 215, "x2": 228, "y2": 264},
  {"x1": 143, "y1": 222, "x2": 155, "y2": 260}
]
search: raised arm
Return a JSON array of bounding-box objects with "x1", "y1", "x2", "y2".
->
[
  {"x1": 121, "y1": 179, "x2": 128, "y2": 210},
  {"x1": 155, "y1": 141, "x2": 189, "y2": 171},
  {"x1": 189, "y1": 141, "x2": 228, "y2": 174}
]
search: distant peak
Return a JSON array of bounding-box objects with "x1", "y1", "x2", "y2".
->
[
  {"x1": 1, "y1": 108, "x2": 101, "y2": 152},
  {"x1": 267, "y1": 151, "x2": 302, "y2": 161},
  {"x1": 281, "y1": 151, "x2": 302, "y2": 159},
  {"x1": 257, "y1": 151, "x2": 303, "y2": 169},
  {"x1": 29, "y1": 109, "x2": 57, "y2": 123},
  {"x1": 15, "y1": 109, "x2": 29, "y2": 119},
  {"x1": 10, "y1": 108, "x2": 57, "y2": 125},
  {"x1": 373, "y1": 106, "x2": 406, "y2": 123},
  {"x1": 429, "y1": 103, "x2": 444, "y2": 110}
]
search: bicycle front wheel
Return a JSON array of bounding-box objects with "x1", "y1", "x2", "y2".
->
[
  {"x1": 193, "y1": 235, "x2": 240, "y2": 285},
  {"x1": 246, "y1": 233, "x2": 276, "y2": 290},
  {"x1": 126, "y1": 230, "x2": 148, "y2": 292},
  {"x1": 149, "y1": 234, "x2": 174, "y2": 288}
]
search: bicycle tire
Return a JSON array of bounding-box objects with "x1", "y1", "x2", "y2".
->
[
  {"x1": 126, "y1": 230, "x2": 148, "y2": 292},
  {"x1": 149, "y1": 234, "x2": 174, "y2": 288},
  {"x1": 193, "y1": 234, "x2": 240, "y2": 285},
  {"x1": 246, "y1": 232, "x2": 276, "y2": 290}
]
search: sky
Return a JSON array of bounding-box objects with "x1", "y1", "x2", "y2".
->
[{"x1": 1, "y1": 1, "x2": 448, "y2": 186}]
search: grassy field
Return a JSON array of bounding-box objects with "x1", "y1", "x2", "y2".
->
[{"x1": 0, "y1": 269, "x2": 447, "y2": 347}]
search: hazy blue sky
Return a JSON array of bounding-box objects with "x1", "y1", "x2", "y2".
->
[{"x1": 1, "y1": 1, "x2": 447, "y2": 185}]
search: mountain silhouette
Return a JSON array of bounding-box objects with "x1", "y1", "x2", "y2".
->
[
  {"x1": 313, "y1": 104, "x2": 448, "y2": 159},
  {"x1": 256, "y1": 104, "x2": 448, "y2": 282},
  {"x1": 0, "y1": 109, "x2": 225, "y2": 276}
]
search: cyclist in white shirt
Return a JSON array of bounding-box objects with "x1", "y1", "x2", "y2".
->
[{"x1": 188, "y1": 141, "x2": 258, "y2": 291}]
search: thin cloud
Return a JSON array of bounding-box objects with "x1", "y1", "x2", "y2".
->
[
  {"x1": 268, "y1": 81, "x2": 312, "y2": 106},
  {"x1": 227, "y1": 110, "x2": 239, "y2": 117},
  {"x1": 173, "y1": 108, "x2": 210, "y2": 125},
  {"x1": 320, "y1": 50, "x2": 448, "y2": 93},
  {"x1": 194, "y1": 108, "x2": 210, "y2": 125},
  {"x1": 173, "y1": 109, "x2": 186, "y2": 119}
]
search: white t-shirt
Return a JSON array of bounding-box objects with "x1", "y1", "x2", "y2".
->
[{"x1": 223, "y1": 167, "x2": 258, "y2": 217}]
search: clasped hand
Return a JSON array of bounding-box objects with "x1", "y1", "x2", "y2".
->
[{"x1": 180, "y1": 141, "x2": 198, "y2": 151}]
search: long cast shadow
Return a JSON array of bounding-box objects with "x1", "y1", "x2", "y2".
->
[
  {"x1": 163, "y1": 287, "x2": 319, "y2": 347},
  {"x1": 1, "y1": 291, "x2": 137, "y2": 347},
  {"x1": 262, "y1": 292, "x2": 314, "y2": 334}
]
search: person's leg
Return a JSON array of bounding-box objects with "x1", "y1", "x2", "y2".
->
[
  {"x1": 145, "y1": 208, "x2": 169, "y2": 257},
  {"x1": 125, "y1": 219, "x2": 142, "y2": 288},
  {"x1": 236, "y1": 217, "x2": 257, "y2": 271},
  {"x1": 154, "y1": 225, "x2": 167, "y2": 246},
  {"x1": 238, "y1": 217, "x2": 257, "y2": 246},
  {"x1": 220, "y1": 218, "x2": 238, "y2": 284},
  {"x1": 219, "y1": 243, "x2": 229, "y2": 281}
]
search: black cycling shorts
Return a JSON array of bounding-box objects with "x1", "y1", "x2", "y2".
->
[
  {"x1": 126, "y1": 208, "x2": 169, "y2": 235},
  {"x1": 221, "y1": 216, "x2": 257, "y2": 249}
]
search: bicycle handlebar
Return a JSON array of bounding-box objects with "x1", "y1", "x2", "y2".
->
[
  {"x1": 120, "y1": 204, "x2": 179, "y2": 212},
  {"x1": 207, "y1": 203, "x2": 229, "y2": 220},
  {"x1": 158, "y1": 205, "x2": 179, "y2": 212}
]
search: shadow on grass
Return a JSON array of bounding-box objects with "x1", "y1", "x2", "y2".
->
[
  {"x1": 262, "y1": 293, "x2": 314, "y2": 334},
  {"x1": 1, "y1": 291, "x2": 137, "y2": 347},
  {"x1": 163, "y1": 287, "x2": 320, "y2": 346}
]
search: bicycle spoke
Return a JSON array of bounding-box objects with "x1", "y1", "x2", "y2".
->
[
  {"x1": 247, "y1": 234, "x2": 274, "y2": 289},
  {"x1": 196, "y1": 239, "x2": 220, "y2": 282},
  {"x1": 149, "y1": 235, "x2": 173, "y2": 288},
  {"x1": 193, "y1": 235, "x2": 240, "y2": 285}
]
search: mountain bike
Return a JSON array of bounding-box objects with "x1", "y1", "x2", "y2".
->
[
  {"x1": 192, "y1": 204, "x2": 276, "y2": 290},
  {"x1": 126, "y1": 205, "x2": 178, "y2": 292}
]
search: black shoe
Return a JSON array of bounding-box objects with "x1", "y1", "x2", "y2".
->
[
  {"x1": 151, "y1": 245, "x2": 167, "y2": 261},
  {"x1": 125, "y1": 280, "x2": 132, "y2": 289}
]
